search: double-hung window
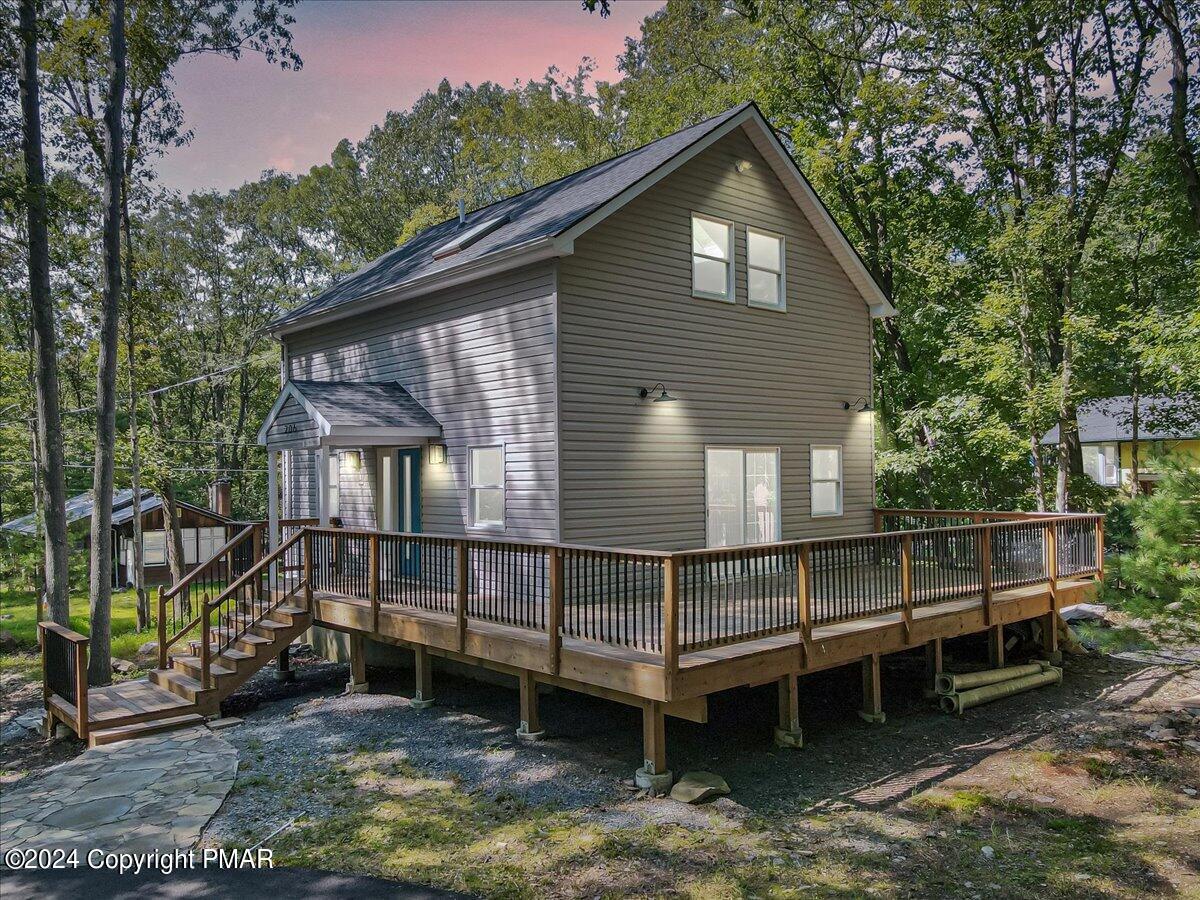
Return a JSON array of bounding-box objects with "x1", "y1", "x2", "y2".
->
[
  {"x1": 692, "y1": 214, "x2": 734, "y2": 301},
  {"x1": 747, "y1": 228, "x2": 784, "y2": 310},
  {"x1": 469, "y1": 446, "x2": 505, "y2": 528},
  {"x1": 142, "y1": 530, "x2": 167, "y2": 566},
  {"x1": 810, "y1": 445, "x2": 843, "y2": 517},
  {"x1": 705, "y1": 448, "x2": 780, "y2": 548}
]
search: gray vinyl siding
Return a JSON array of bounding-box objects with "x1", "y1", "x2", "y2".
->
[
  {"x1": 557, "y1": 127, "x2": 875, "y2": 549},
  {"x1": 336, "y1": 450, "x2": 376, "y2": 527},
  {"x1": 283, "y1": 263, "x2": 559, "y2": 541},
  {"x1": 265, "y1": 395, "x2": 319, "y2": 447},
  {"x1": 283, "y1": 449, "x2": 317, "y2": 519}
]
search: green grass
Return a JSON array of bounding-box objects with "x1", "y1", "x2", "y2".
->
[
  {"x1": 1073, "y1": 622, "x2": 1156, "y2": 654},
  {"x1": 0, "y1": 586, "x2": 157, "y2": 681}
]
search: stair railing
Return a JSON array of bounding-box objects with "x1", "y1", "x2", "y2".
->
[
  {"x1": 200, "y1": 528, "x2": 308, "y2": 689},
  {"x1": 158, "y1": 523, "x2": 262, "y2": 669},
  {"x1": 39, "y1": 622, "x2": 89, "y2": 742}
]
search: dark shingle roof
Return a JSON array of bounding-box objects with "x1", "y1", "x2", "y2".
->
[
  {"x1": 1043, "y1": 395, "x2": 1199, "y2": 444},
  {"x1": 292, "y1": 380, "x2": 441, "y2": 430},
  {"x1": 271, "y1": 103, "x2": 755, "y2": 331}
]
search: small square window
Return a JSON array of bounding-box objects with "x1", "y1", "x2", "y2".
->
[
  {"x1": 747, "y1": 228, "x2": 784, "y2": 310},
  {"x1": 691, "y1": 214, "x2": 734, "y2": 301}
]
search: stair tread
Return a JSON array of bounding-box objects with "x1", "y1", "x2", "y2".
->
[
  {"x1": 214, "y1": 628, "x2": 271, "y2": 645},
  {"x1": 88, "y1": 713, "x2": 206, "y2": 746},
  {"x1": 155, "y1": 670, "x2": 205, "y2": 691},
  {"x1": 172, "y1": 655, "x2": 236, "y2": 678}
]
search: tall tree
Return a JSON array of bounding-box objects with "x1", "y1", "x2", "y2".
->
[
  {"x1": 18, "y1": 0, "x2": 70, "y2": 624},
  {"x1": 88, "y1": 0, "x2": 125, "y2": 685}
]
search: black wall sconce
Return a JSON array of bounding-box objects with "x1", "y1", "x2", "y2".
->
[
  {"x1": 639, "y1": 383, "x2": 677, "y2": 403},
  {"x1": 842, "y1": 397, "x2": 872, "y2": 412}
]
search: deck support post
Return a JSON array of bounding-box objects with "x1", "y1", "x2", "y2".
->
[
  {"x1": 858, "y1": 653, "x2": 885, "y2": 724},
  {"x1": 774, "y1": 672, "x2": 804, "y2": 748},
  {"x1": 346, "y1": 633, "x2": 368, "y2": 694},
  {"x1": 411, "y1": 644, "x2": 434, "y2": 708},
  {"x1": 275, "y1": 644, "x2": 295, "y2": 682},
  {"x1": 924, "y1": 638, "x2": 943, "y2": 698},
  {"x1": 516, "y1": 670, "x2": 544, "y2": 740},
  {"x1": 1040, "y1": 613, "x2": 1061, "y2": 664},
  {"x1": 988, "y1": 624, "x2": 1005, "y2": 668},
  {"x1": 635, "y1": 700, "x2": 673, "y2": 792}
]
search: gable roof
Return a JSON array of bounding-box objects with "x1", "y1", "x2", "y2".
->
[
  {"x1": 270, "y1": 102, "x2": 894, "y2": 335},
  {"x1": 257, "y1": 380, "x2": 443, "y2": 447},
  {"x1": 1043, "y1": 394, "x2": 1200, "y2": 444},
  {"x1": 1, "y1": 490, "x2": 229, "y2": 536}
]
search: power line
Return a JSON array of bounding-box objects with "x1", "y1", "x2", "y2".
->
[{"x1": 0, "y1": 460, "x2": 266, "y2": 474}]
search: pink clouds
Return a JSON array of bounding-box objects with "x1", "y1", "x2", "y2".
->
[{"x1": 157, "y1": 0, "x2": 662, "y2": 193}]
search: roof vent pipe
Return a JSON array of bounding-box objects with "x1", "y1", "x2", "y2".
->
[{"x1": 458, "y1": 199, "x2": 466, "y2": 224}]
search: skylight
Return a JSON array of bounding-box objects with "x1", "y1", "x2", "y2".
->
[{"x1": 432, "y1": 214, "x2": 509, "y2": 259}]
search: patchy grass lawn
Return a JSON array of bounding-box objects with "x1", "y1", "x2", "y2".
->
[{"x1": 0, "y1": 586, "x2": 155, "y2": 683}]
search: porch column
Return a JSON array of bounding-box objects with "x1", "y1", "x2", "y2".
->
[
  {"x1": 317, "y1": 445, "x2": 331, "y2": 526},
  {"x1": 267, "y1": 447, "x2": 280, "y2": 551}
]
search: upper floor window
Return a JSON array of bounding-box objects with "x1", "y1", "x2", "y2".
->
[
  {"x1": 747, "y1": 228, "x2": 785, "y2": 310},
  {"x1": 469, "y1": 446, "x2": 505, "y2": 528},
  {"x1": 810, "y1": 445, "x2": 843, "y2": 517},
  {"x1": 692, "y1": 214, "x2": 734, "y2": 301}
]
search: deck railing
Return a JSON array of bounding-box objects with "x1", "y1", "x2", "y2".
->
[
  {"x1": 39, "y1": 622, "x2": 89, "y2": 741},
  {"x1": 148, "y1": 509, "x2": 1102, "y2": 692}
]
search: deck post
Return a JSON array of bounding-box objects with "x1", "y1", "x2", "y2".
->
[
  {"x1": 74, "y1": 637, "x2": 89, "y2": 742},
  {"x1": 980, "y1": 524, "x2": 994, "y2": 625},
  {"x1": 547, "y1": 547, "x2": 563, "y2": 676},
  {"x1": 200, "y1": 593, "x2": 212, "y2": 691},
  {"x1": 303, "y1": 529, "x2": 314, "y2": 613},
  {"x1": 1095, "y1": 515, "x2": 1105, "y2": 578},
  {"x1": 988, "y1": 624, "x2": 1005, "y2": 668},
  {"x1": 516, "y1": 669, "x2": 544, "y2": 740},
  {"x1": 663, "y1": 556, "x2": 679, "y2": 698},
  {"x1": 774, "y1": 672, "x2": 804, "y2": 748},
  {"x1": 900, "y1": 533, "x2": 914, "y2": 642},
  {"x1": 411, "y1": 644, "x2": 434, "y2": 708},
  {"x1": 924, "y1": 638, "x2": 943, "y2": 698},
  {"x1": 636, "y1": 699, "x2": 672, "y2": 791},
  {"x1": 276, "y1": 644, "x2": 295, "y2": 682},
  {"x1": 1045, "y1": 520, "x2": 1059, "y2": 610},
  {"x1": 346, "y1": 633, "x2": 368, "y2": 694},
  {"x1": 455, "y1": 540, "x2": 468, "y2": 652},
  {"x1": 858, "y1": 653, "x2": 885, "y2": 724},
  {"x1": 156, "y1": 586, "x2": 167, "y2": 670},
  {"x1": 369, "y1": 532, "x2": 380, "y2": 635},
  {"x1": 872, "y1": 508, "x2": 884, "y2": 533},
  {"x1": 798, "y1": 544, "x2": 813, "y2": 670}
]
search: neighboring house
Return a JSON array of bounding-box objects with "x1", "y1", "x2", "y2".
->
[
  {"x1": 1, "y1": 487, "x2": 233, "y2": 587},
  {"x1": 1044, "y1": 395, "x2": 1200, "y2": 492},
  {"x1": 258, "y1": 101, "x2": 895, "y2": 550}
]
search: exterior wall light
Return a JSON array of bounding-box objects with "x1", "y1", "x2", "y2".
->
[
  {"x1": 340, "y1": 449, "x2": 363, "y2": 474},
  {"x1": 842, "y1": 397, "x2": 872, "y2": 412},
  {"x1": 639, "y1": 383, "x2": 677, "y2": 403},
  {"x1": 427, "y1": 443, "x2": 448, "y2": 465},
  {"x1": 734, "y1": 159, "x2": 753, "y2": 173}
]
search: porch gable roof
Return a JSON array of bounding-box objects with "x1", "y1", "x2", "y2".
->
[{"x1": 257, "y1": 380, "x2": 443, "y2": 449}]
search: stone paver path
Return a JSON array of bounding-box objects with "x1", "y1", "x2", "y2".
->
[{"x1": 0, "y1": 727, "x2": 237, "y2": 852}]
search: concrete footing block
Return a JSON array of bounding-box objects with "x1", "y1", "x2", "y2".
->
[
  {"x1": 634, "y1": 765, "x2": 674, "y2": 793},
  {"x1": 53, "y1": 723, "x2": 75, "y2": 740},
  {"x1": 516, "y1": 723, "x2": 546, "y2": 741},
  {"x1": 857, "y1": 710, "x2": 887, "y2": 724},
  {"x1": 345, "y1": 680, "x2": 370, "y2": 695},
  {"x1": 773, "y1": 726, "x2": 804, "y2": 749},
  {"x1": 409, "y1": 696, "x2": 435, "y2": 709}
]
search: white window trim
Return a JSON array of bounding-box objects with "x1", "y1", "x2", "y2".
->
[
  {"x1": 810, "y1": 444, "x2": 844, "y2": 518},
  {"x1": 468, "y1": 444, "x2": 506, "y2": 531},
  {"x1": 691, "y1": 212, "x2": 736, "y2": 303},
  {"x1": 328, "y1": 451, "x2": 341, "y2": 519},
  {"x1": 704, "y1": 446, "x2": 783, "y2": 548},
  {"x1": 746, "y1": 226, "x2": 786, "y2": 312}
]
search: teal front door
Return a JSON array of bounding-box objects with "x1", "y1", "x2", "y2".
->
[{"x1": 397, "y1": 448, "x2": 422, "y2": 576}]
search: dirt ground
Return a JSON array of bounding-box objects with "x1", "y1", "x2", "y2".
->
[{"x1": 3, "y1": 632, "x2": 1198, "y2": 898}]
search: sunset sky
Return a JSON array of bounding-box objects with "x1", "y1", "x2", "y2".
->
[{"x1": 158, "y1": 0, "x2": 663, "y2": 193}]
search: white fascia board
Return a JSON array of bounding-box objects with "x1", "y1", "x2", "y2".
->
[{"x1": 272, "y1": 238, "x2": 566, "y2": 337}]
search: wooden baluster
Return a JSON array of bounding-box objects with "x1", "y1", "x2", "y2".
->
[
  {"x1": 663, "y1": 555, "x2": 679, "y2": 699},
  {"x1": 157, "y1": 586, "x2": 167, "y2": 670},
  {"x1": 75, "y1": 636, "x2": 89, "y2": 742},
  {"x1": 369, "y1": 532, "x2": 380, "y2": 634},
  {"x1": 901, "y1": 533, "x2": 914, "y2": 642},
  {"x1": 303, "y1": 529, "x2": 314, "y2": 613},
  {"x1": 200, "y1": 592, "x2": 212, "y2": 691},
  {"x1": 455, "y1": 540, "x2": 468, "y2": 652},
  {"x1": 547, "y1": 547, "x2": 563, "y2": 675},
  {"x1": 798, "y1": 544, "x2": 812, "y2": 669}
]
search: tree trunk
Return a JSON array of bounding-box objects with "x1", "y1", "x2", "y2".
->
[
  {"x1": 1151, "y1": 0, "x2": 1200, "y2": 229},
  {"x1": 18, "y1": 0, "x2": 70, "y2": 625},
  {"x1": 122, "y1": 182, "x2": 148, "y2": 629},
  {"x1": 161, "y1": 480, "x2": 188, "y2": 589},
  {"x1": 88, "y1": 0, "x2": 126, "y2": 686}
]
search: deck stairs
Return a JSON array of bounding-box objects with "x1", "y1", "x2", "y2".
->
[{"x1": 81, "y1": 598, "x2": 311, "y2": 747}]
